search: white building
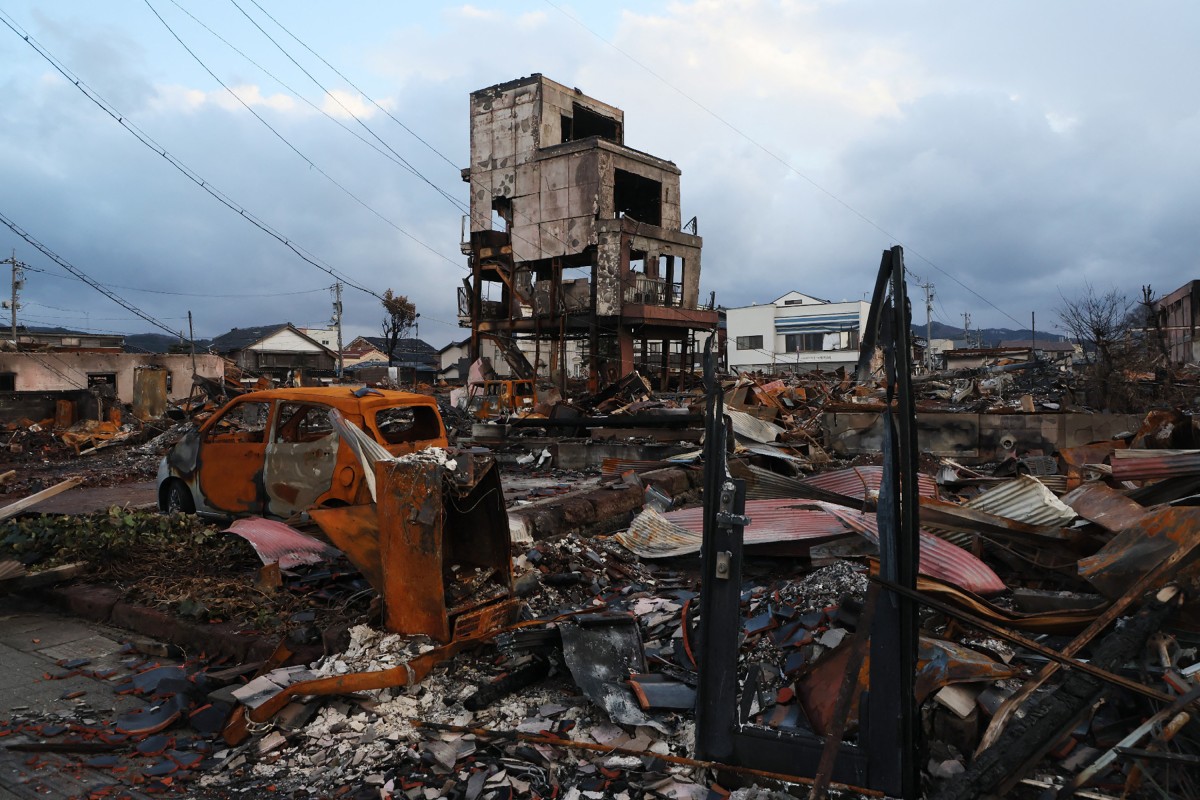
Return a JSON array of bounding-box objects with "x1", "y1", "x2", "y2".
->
[{"x1": 725, "y1": 292, "x2": 870, "y2": 373}]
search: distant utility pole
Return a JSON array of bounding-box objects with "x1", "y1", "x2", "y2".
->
[
  {"x1": 919, "y1": 281, "x2": 934, "y2": 368},
  {"x1": 2, "y1": 251, "x2": 23, "y2": 343},
  {"x1": 961, "y1": 312, "x2": 971, "y2": 348},
  {"x1": 331, "y1": 282, "x2": 344, "y2": 379}
]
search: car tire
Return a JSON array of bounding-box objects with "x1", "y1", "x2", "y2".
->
[{"x1": 162, "y1": 480, "x2": 195, "y2": 514}]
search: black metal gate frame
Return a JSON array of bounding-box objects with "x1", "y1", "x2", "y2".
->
[{"x1": 694, "y1": 246, "x2": 921, "y2": 798}]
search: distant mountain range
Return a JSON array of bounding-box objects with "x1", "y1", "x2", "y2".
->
[{"x1": 911, "y1": 321, "x2": 1070, "y2": 347}]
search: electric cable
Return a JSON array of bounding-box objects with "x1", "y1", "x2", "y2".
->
[
  {"x1": 166, "y1": 0, "x2": 469, "y2": 217},
  {"x1": 0, "y1": 211, "x2": 179, "y2": 336},
  {"x1": 0, "y1": 9, "x2": 399, "y2": 300},
  {"x1": 542, "y1": 0, "x2": 1026, "y2": 328},
  {"x1": 140, "y1": 0, "x2": 464, "y2": 270}
]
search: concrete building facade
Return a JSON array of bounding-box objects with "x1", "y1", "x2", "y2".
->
[
  {"x1": 1154, "y1": 280, "x2": 1200, "y2": 364},
  {"x1": 460, "y1": 74, "x2": 717, "y2": 391},
  {"x1": 725, "y1": 292, "x2": 869, "y2": 373}
]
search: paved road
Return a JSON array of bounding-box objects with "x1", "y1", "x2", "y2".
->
[{"x1": 0, "y1": 598, "x2": 158, "y2": 799}]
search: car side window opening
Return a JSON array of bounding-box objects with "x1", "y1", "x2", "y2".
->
[
  {"x1": 375, "y1": 405, "x2": 441, "y2": 445},
  {"x1": 204, "y1": 401, "x2": 272, "y2": 444},
  {"x1": 274, "y1": 403, "x2": 335, "y2": 443}
]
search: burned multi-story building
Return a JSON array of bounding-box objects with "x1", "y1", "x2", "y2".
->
[{"x1": 459, "y1": 74, "x2": 717, "y2": 390}]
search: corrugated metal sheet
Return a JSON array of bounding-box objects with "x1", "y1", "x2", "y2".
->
[
  {"x1": 225, "y1": 517, "x2": 344, "y2": 570},
  {"x1": 731, "y1": 463, "x2": 813, "y2": 500},
  {"x1": 964, "y1": 475, "x2": 1076, "y2": 528},
  {"x1": 801, "y1": 465, "x2": 938, "y2": 501},
  {"x1": 1111, "y1": 449, "x2": 1200, "y2": 481},
  {"x1": 600, "y1": 458, "x2": 672, "y2": 475},
  {"x1": 616, "y1": 504, "x2": 849, "y2": 558},
  {"x1": 725, "y1": 408, "x2": 784, "y2": 443},
  {"x1": 816, "y1": 502, "x2": 1007, "y2": 595},
  {"x1": 1060, "y1": 482, "x2": 1151, "y2": 533},
  {"x1": 616, "y1": 499, "x2": 1006, "y2": 595},
  {"x1": 919, "y1": 496, "x2": 1081, "y2": 549}
]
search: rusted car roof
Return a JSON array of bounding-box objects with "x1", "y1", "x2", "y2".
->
[{"x1": 216, "y1": 387, "x2": 439, "y2": 414}]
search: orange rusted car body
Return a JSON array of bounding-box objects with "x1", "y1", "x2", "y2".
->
[{"x1": 158, "y1": 387, "x2": 447, "y2": 519}]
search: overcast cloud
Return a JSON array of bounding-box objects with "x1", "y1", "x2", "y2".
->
[{"x1": 0, "y1": 1, "x2": 1197, "y2": 346}]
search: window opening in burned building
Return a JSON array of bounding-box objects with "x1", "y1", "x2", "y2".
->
[
  {"x1": 561, "y1": 102, "x2": 621, "y2": 143},
  {"x1": 614, "y1": 169, "x2": 662, "y2": 226}
]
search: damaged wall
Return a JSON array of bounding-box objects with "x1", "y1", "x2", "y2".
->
[
  {"x1": 0, "y1": 353, "x2": 225, "y2": 404},
  {"x1": 824, "y1": 410, "x2": 1143, "y2": 463}
]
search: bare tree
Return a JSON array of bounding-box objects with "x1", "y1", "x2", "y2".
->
[
  {"x1": 380, "y1": 289, "x2": 417, "y2": 367},
  {"x1": 1056, "y1": 282, "x2": 1132, "y2": 369}
]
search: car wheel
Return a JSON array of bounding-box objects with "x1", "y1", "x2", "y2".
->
[{"x1": 163, "y1": 480, "x2": 195, "y2": 514}]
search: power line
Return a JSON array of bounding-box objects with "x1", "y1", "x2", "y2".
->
[
  {"x1": 140, "y1": 0, "x2": 464, "y2": 270},
  {"x1": 231, "y1": 0, "x2": 590, "y2": 272},
  {"x1": 0, "y1": 211, "x2": 179, "y2": 336},
  {"x1": 243, "y1": 0, "x2": 460, "y2": 172},
  {"x1": 19, "y1": 263, "x2": 332, "y2": 298},
  {"x1": 542, "y1": 0, "x2": 1026, "y2": 329},
  {"x1": 0, "y1": 9, "x2": 391, "y2": 300},
  {"x1": 164, "y1": 0, "x2": 469, "y2": 217}
]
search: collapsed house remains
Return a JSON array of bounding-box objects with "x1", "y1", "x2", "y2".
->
[{"x1": 4, "y1": 245, "x2": 1200, "y2": 800}]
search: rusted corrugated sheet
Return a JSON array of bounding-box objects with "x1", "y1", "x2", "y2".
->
[
  {"x1": 1060, "y1": 482, "x2": 1152, "y2": 533},
  {"x1": 919, "y1": 496, "x2": 1082, "y2": 548},
  {"x1": 1077, "y1": 506, "x2": 1200, "y2": 598},
  {"x1": 730, "y1": 462, "x2": 813, "y2": 500},
  {"x1": 225, "y1": 517, "x2": 344, "y2": 570},
  {"x1": 725, "y1": 408, "x2": 784, "y2": 443},
  {"x1": 600, "y1": 458, "x2": 672, "y2": 475},
  {"x1": 801, "y1": 465, "x2": 938, "y2": 500},
  {"x1": 964, "y1": 475, "x2": 1076, "y2": 527},
  {"x1": 817, "y1": 502, "x2": 1007, "y2": 595},
  {"x1": 1111, "y1": 449, "x2": 1200, "y2": 481}
]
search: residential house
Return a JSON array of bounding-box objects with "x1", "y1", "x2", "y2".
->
[
  {"x1": 342, "y1": 336, "x2": 439, "y2": 384},
  {"x1": 209, "y1": 323, "x2": 336, "y2": 383},
  {"x1": 725, "y1": 292, "x2": 869, "y2": 373},
  {"x1": 11, "y1": 325, "x2": 124, "y2": 351}
]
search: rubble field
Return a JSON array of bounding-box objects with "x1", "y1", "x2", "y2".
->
[{"x1": 2, "y1": 362, "x2": 1200, "y2": 800}]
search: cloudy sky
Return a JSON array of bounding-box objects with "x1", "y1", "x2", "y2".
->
[{"x1": 0, "y1": 1, "x2": 1196, "y2": 348}]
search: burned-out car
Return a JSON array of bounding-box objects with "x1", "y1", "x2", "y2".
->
[{"x1": 158, "y1": 387, "x2": 448, "y2": 518}]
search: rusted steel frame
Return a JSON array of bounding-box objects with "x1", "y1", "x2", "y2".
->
[
  {"x1": 809, "y1": 582, "x2": 880, "y2": 800},
  {"x1": 247, "y1": 639, "x2": 470, "y2": 724},
  {"x1": 414, "y1": 721, "x2": 886, "y2": 798},
  {"x1": 871, "y1": 576, "x2": 1179, "y2": 707},
  {"x1": 977, "y1": 529, "x2": 1200, "y2": 753},
  {"x1": 222, "y1": 639, "x2": 301, "y2": 745},
  {"x1": 1060, "y1": 684, "x2": 1200, "y2": 798}
]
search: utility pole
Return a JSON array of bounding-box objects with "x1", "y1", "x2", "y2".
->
[
  {"x1": 1031, "y1": 310, "x2": 1036, "y2": 359},
  {"x1": 961, "y1": 312, "x2": 971, "y2": 348},
  {"x1": 331, "y1": 282, "x2": 344, "y2": 380},
  {"x1": 3, "y1": 251, "x2": 22, "y2": 343},
  {"x1": 919, "y1": 281, "x2": 934, "y2": 369}
]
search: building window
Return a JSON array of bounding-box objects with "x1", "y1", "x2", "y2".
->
[
  {"x1": 785, "y1": 333, "x2": 825, "y2": 352},
  {"x1": 87, "y1": 373, "x2": 117, "y2": 389},
  {"x1": 0, "y1": 373, "x2": 14, "y2": 391},
  {"x1": 736, "y1": 335, "x2": 763, "y2": 351}
]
